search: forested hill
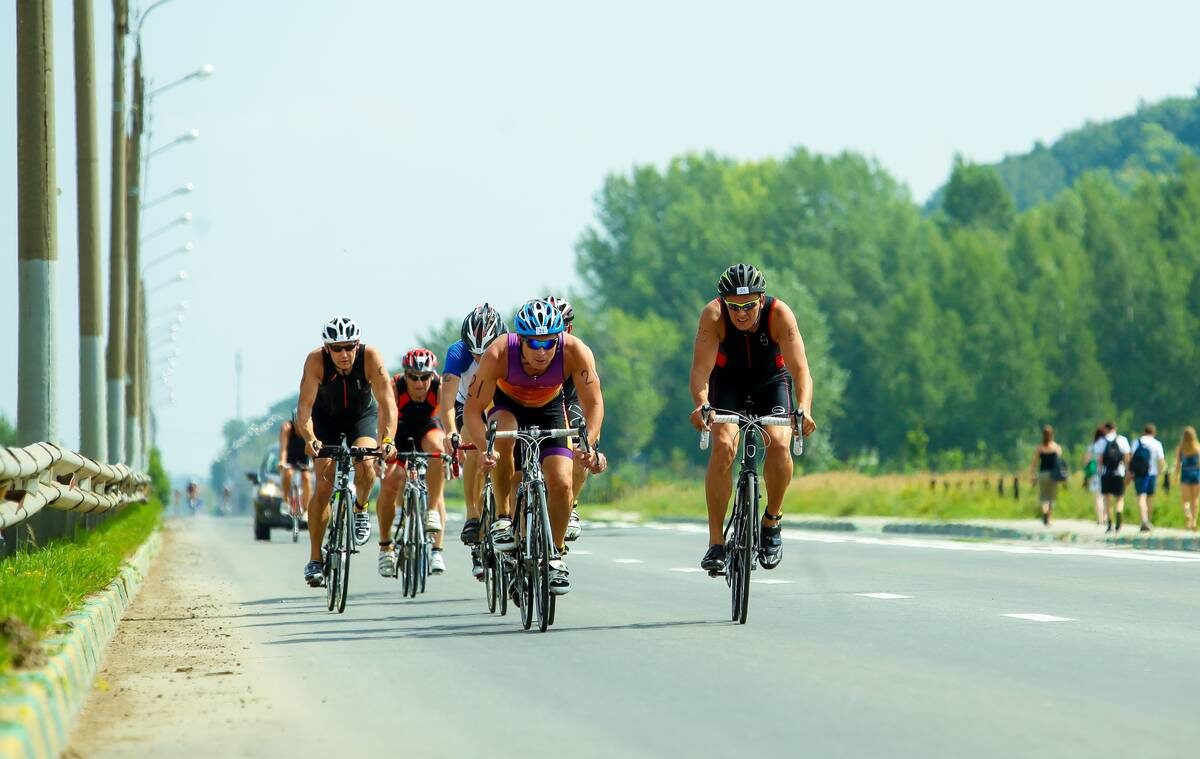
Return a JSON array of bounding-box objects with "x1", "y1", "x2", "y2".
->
[{"x1": 927, "y1": 90, "x2": 1200, "y2": 210}]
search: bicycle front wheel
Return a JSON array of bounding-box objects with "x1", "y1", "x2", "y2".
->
[
  {"x1": 732, "y1": 475, "x2": 755, "y2": 624},
  {"x1": 336, "y1": 488, "x2": 353, "y2": 613},
  {"x1": 324, "y1": 495, "x2": 340, "y2": 612},
  {"x1": 532, "y1": 485, "x2": 552, "y2": 632}
]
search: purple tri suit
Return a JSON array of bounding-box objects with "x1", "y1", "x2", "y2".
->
[{"x1": 489, "y1": 333, "x2": 574, "y2": 465}]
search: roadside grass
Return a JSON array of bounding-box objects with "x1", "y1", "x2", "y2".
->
[
  {"x1": 579, "y1": 470, "x2": 1190, "y2": 528},
  {"x1": 0, "y1": 500, "x2": 162, "y2": 674}
]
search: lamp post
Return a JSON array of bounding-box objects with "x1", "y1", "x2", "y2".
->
[
  {"x1": 147, "y1": 270, "x2": 188, "y2": 295},
  {"x1": 142, "y1": 241, "x2": 193, "y2": 273},
  {"x1": 141, "y1": 181, "x2": 193, "y2": 210}
]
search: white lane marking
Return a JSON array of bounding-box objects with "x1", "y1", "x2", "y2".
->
[
  {"x1": 637, "y1": 521, "x2": 1200, "y2": 565},
  {"x1": 856, "y1": 592, "x2": 911, "y2": 599},
  {"x1": 1003, "y1": 613, "x2": 1075, "y2": 623},
  {"x1": 670, "y1": 567, "x2": 705, "y2": 573},
  {"x1": 569, "y1": 549, "x2": 592, "y2": 555},
  {"x1": 751, "y1": 579, "x2": 794, "y2": 585},
  {"x1": 613, "y1": 558, "x2": 644, "y2": 564}
]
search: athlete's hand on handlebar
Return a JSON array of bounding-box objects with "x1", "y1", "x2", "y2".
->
[
  {"x1": 798, "y1": 410, "x2": 817, "y2": 436},
  {"x1": 307, "y1": 438, "x2": 322, "y2": 457},
  {"x1": 443, "y1": 433, "x2": 460, "y2": 458},
  {"x1": 690, "y1": 404, "x2": 714, "y2": 432},
  {"x1": 381, "y1": 441, "x2": 397, "y2": 463},
  {"x1": 576, "y1": 448, "x2": 607, "y2": 474},
  {"x1": 480, "y1": 450, "x2": 499, "y2": 472}
]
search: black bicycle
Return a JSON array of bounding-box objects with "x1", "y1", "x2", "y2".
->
[
  {"x1": 389, "y1": 450, "x2": 448, "y2": 598},
  {"x1": 456, "y1": 436, "x2": 507, "y2": 616},
  {"x1": 487, "y1": 422, "x2": 590, "y2": 633},
  {"x1": 316, "y1": 436, "x2": 380, "y2": 613},
  {"x1": 700, "y1": 405, "x2": 804, "y2": 624}
]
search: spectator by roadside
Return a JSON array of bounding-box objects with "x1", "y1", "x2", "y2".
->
[
  {"x1": 1030, "y1": 425, "x2": 1063, "y2": 526},
  {"x1": 1081, "y1": 426, "x2": 1105, "y2": 525},
  {"x1": 1094, "y1": 421, "x2": 1131, "y2": 533},
  {"x1": 1174, "y1": 426, "x2": 1200, "y2": 532},
  {"x1": 1129, "y1": 423, "x2": 1167, "y2": 532}
]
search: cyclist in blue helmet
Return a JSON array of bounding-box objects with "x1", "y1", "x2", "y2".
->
[{"x1": 464, "y1": 298, "x2": 608, "y2": 597}]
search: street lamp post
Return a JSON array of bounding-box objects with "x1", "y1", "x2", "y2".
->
[
  {"x1": 106, "y1": 0, "x2": 129, "y2": 464},
  {"x1": 141, "y1": 181, "x2": 193, "y2": 210},
  {"x1": 142, "y1": 241, "x2": 193, "y2": 273}
]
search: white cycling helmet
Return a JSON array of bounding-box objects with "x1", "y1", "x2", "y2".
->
[{"x1": 322, "y1": 316, "x2": 361, "y2": 344}]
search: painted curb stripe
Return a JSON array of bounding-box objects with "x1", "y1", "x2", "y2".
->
[{"x1": 0, "y1": 529, "x2": 163, "y2": 759}]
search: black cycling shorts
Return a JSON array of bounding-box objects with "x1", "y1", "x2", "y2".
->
[
  {"x1": 312, "y1": 407, "x2": 378, "y2": 448},
  {"x1": 709, "y1": 373, "x2": 793, "y2": 418},
  {"x1": 394, "y1": 418, "x2": 443, "y2": 451},
  {"x1": 488, "y1": 387, "x2": 571, "y2": 469}
]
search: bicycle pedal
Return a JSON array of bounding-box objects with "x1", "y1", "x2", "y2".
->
[{"x1": 707, "y1": 569, "x2": 725, "y2": 578}]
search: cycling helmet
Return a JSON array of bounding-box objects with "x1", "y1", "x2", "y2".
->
[
  {"x1": 402, "y1": 348, "x2": 437, "y2": 373},
  {"x1": 544, "y1": 295, "x2": 575, "y2": 326},
  {"x1": 321, "y1": 316, "x2": 361, "y2": 344},
  {"x1": 460, "y1": 303, "x2": 507, "y2": 355},
  {"x1": 716, "y1": 264, "x2": 766, "y2": 296},
  {"x1": 513, "y1": 299, "x2": 565, "y2": 337}
]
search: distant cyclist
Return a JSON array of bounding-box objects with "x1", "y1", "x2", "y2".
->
[
  {"x1": 440, "y1": 303, "x2": 507, "y2": 578},
  {"x1": 377, "y1": 348, "x2": 450, "y2": 577},
  {"x1": 465, "y1": 299, "x2": 608, "y2": 596},
  {"x1": 296, "y1": 316, "x2": 397, "y2": 587},
  {"x1": 278, "y1": 409, "x2": 314, "y2": 520},
  {"x1": 688, "y1": 264, "x2": 816, "y2": 573},
  {"x1": 545, "y1": 295, "x2": 587, "y2": 542}
]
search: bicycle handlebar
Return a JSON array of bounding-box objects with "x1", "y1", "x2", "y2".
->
[
  {"x1": 316, "y1": 445, "x2": 381, "y2": 459},
  {"x1": 698, "y1": 405, "x2": 805, "y2": 456}
]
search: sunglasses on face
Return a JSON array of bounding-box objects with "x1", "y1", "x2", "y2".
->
[
  {"x1": 328, "y1": 342, "x2": 359, "y2": 354},
  {"x1": 723, "y1": 298, "x2": 761, "y2": 313},
  {"x1": 524, "y1": 337, "x2": 557, "y2": 351},
  {"x1": 405, "y1": 372, "x2": 433, "y2": 382}
]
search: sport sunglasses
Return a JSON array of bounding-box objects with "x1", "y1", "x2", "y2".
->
[
  {"x1": 524, "y1": 337, "x2": 558, "y2": 350},
  {"x1": 328, "y1": 342, "x2": 359, "y2": 354},
  {"x1": 723, "y1": 298, "x2": 761, "y2": 313}
]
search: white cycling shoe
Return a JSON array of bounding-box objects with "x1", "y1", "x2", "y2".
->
[
  {"x1": 424, "y1": 510, "x2": 442, "y2": 534},
  {"x1": 378, "y1": 547, "x2": 397, "y2": 578},
  {"x1": 430, "y1": 549, "x2": 446, "y2": 574}
]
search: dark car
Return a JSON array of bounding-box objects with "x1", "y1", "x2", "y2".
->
[{"x1": 246, "y1": 444, "x2": 307, "y2": 541}]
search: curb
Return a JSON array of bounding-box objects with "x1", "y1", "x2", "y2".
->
[{"x1": 0, "y1": 529, "x2": 163, "y2": 759}]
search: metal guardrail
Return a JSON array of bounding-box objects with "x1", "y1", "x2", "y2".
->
[{"x1": 0, "y1": 443, "x2": 150, "y2": 529}]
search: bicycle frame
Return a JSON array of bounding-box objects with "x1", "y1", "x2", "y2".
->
[{"x1": 315, "y1": 436, "x2": 380, "y2": 613}]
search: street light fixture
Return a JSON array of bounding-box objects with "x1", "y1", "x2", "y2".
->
[
  {"x1": 148, "y1": 64, "x2": 215, "y2": 100},
  {"x1": 140, "y1": 211, "x2": 191, "y2": 243},
  {"x1": 148, "y1": 270, "x2": 188, "y2": 295},
  {"x1": 141, "y1": 182, "x2": 194, "y2": 210},
  {"x1": 147, "y1": 128, "x2": 200, "y2": 159},
  {"x1": 143, "y1": 242, "x2": 193, "y2": 273}
]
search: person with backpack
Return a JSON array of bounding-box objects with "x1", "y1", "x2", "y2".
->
[
  {"x1": 1129, "y1": 423, "x2": 1167, "y2": 532},
  {"x1": 1092, "y1": 421, "x2": 1131, "y2": 533},
  {"x1": 1081, "y1": 425, "x2": 1106, "y2": 525},
  {"x1": 1029, "y1": 425, "x2": 1064, "y2": 526},
  {"x1": 1174, "y1": 426, "x2": 1200, "y2": 532}
]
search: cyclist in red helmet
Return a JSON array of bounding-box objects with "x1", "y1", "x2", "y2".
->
[{"x1": 376, "y1": 348, "x2": 451, "y2": 577}]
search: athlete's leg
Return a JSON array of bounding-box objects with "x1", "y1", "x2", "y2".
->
[
  {"x1": 351, "y1": 435, "x2": 378, "y2": 508},
  {"x1": 423, "y1": 427, "x2": 447, "y2": 550},
  {"x1": 705, "y1": 423, "x2": 740, "y2": 546},
  {"x1": 376, "y1": 461, "x2": 405, "y2": 541},
  {"x1": 543, "y1": 454, "x2": 574, "y2": 548},
  {"x1": 762, "y1": 424, "x2": 794, "y2": 518},
  {"x1": 300, "y1": 469, "x2": 313, "y2": 515},
  {"x1": 308, "y1": 458, "x2": 335, "y2": 562},
  {"x1": 489, "y1": 410, "x2": 518, "y2": 519},
  {"x1": 280, "y1": 463, "x2": 294, "y2": 506}
]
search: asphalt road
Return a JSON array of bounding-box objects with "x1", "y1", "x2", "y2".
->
[{"x1": 72, "y1": 515, "x2": 1200, "y2": 758}]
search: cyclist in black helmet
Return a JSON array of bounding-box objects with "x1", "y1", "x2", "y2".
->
[
  {"x1": 296, "y1": 316, "x2": 398, "y2": 587},
  {"x1": 688, "y1": 264, "x2": 816, "y2": 573}
]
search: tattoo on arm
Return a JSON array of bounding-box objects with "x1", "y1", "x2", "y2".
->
[
  {"x1": 581, "y1": 368, "x2": 595, "y2": 386},
  {"x1": 467, "y1": 375, "x2": 481, "y2": 398}
]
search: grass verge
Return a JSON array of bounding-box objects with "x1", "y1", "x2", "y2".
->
[
  {"x1": 579, "y1": 470, "x2": 1190, "y2": 528},
  {"x1": 0, "y1": 500, "x2": 162, "y2": 673}
]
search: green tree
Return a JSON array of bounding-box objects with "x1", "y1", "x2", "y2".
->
[
  {"x1": 0, "y1": 413, "x2": 15, "y2": 447},
  {"x1": 939, "y1": 157, "x2": 1016, "y2": 232}
]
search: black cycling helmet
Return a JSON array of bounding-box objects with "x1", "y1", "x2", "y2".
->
[
  {"x1": 716, "y1": 264, "x2": 766, "y2": 296},
  {"x1": 460, "y1": 303, "x2": 507, "y2": 355}
]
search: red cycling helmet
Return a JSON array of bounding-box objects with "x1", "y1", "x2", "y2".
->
[{"x1": 402, "y1": 348, "x2": 437, "y2": 374}]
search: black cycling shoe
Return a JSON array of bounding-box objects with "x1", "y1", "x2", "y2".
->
[
  {"x1": 759, "y1": 522, "x2": 783, "y2": 570},
  {"x1": 460, "y1": 518, "x2": 481, "y2": 546},
  {"x1": 700, "y1": 544, "x2": 727, "y2": 572}
]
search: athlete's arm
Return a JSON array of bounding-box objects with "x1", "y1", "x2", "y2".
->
[
  {"x1": 770, "y1": 300, "x2": 817, "y2": 435},
  {"x1": 465, "y1": 341, "x2": 504, "y2": 467},
  {"x1": 566, "y1": 336, "x2": 607, "y2": 473},
  {"x1": 364, "y1": 346, "x2": 397, "y2": 453},
  {"x1": 439, "y1": 374, "x2": 460, "y2": 434},
  {"x1": 297, "y1": 350, "x2": 322, "y2": 455},
  {"x1": 689, "y1": 301, "x2": 722, "y2": 431}
]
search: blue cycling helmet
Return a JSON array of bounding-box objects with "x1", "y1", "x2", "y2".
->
[{"x1": 513, "y1": 299, "x2": 565, "y2": 337}]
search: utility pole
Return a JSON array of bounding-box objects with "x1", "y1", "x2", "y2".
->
[
  {"x1": 125, "y1": 47, "x2": 145, "y2": 466},
  {"x1": 16, "y1": 0, "x2": 58, "y2": 447},
  {"x1": 73, "y1": 0, "x2": 106, "y2": 462},
  {"x1": 106, "y1": 0, "x2": 129, "y2": 463}
]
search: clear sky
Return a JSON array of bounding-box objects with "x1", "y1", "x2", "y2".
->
[{"x1": 2, "y1": 0, "x2": 1199, "y2": 476}]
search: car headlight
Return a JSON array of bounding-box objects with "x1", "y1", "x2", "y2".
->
[{"x1": 258, "y1": 482, "x2": 281, "y2": 499}]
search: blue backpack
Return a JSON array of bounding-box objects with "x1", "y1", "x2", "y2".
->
[{"x1": 1130, "y1": 442, "x2": 1152, "y2": 478}]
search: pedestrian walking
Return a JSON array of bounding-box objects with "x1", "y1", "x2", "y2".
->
[
  {"x1": 1129, "y1": 423, "x2": 1167, "y2": 532},
  {"x1": 1081, "y1": 425, "x2": 1105, "y2": 525},
  {"x1": 1093, "y1": 422, "x2": 1131, "y2": 533},
  {"x1": 1030, "y1": 425, "x2": 1064, "y2": 526},
  {"x1": 1174, "y1": 426, "x2": 1200, "y2": 532}
]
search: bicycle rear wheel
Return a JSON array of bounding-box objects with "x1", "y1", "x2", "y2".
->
[
  {"x1": 515, "y1": 495, "x2": 533, "y2": 630},
  {"x1": 324, "y1": 495, "x2": 339, "y2": 612},
  {"x1": 336, "y1": 488, "x2": 353, "y2": 613},
  {"x1": 532, "y1": 485, "x2": 552, "y2": 632},
  {"x1": 481, "y1": 484, "x2": 498, "y2": 613},
  {"x1": 732, "y1": 476, "x2": 754, "y2": 624}
]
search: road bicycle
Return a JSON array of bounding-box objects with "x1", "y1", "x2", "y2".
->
[
  {"x1": 700, "y1": 405, "x2": 804, "y2": 624},
  {"x1": 389, "y1": 449, "x2": 448, "y2": 598},
  {"x1": 455, "y1": 436, "x2": 508, "y2": 616},
  {"x1": 487, "y1": 421, "x2": 591, "y2": 633},
  {"x1": 315, "y1": 436, "x2": 380, "y2": 613}
]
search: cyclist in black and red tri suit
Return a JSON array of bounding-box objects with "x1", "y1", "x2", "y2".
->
[
  {"x1": 376, "y1": 348, "x2": 451, "y2": 577},
  {"x1": 688, "y1": 264, "x2": 817, "y2": 574},
  {"x1": 297, "y1": 316, "x2": 398, "y2": 587}
]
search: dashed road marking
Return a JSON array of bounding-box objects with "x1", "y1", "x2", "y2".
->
[
  {"x1": 569, "y1": 549, "x2": 592, "y2": 555},
  {"x1": 1003, "y1": 613, "x2": 1074, "y2": 623},
  {"x1": 613, "y1": 558, "x2": 644, "y2": 564},
  {"x1": 669, "y1": 568, "x2": 705, "y2": 573},
  {"x1": 751, "y1": 579, "x2": 794, "y2": 585},
  {"x1": 856, "y1": 592, "x2": 911, "y2": 600}
]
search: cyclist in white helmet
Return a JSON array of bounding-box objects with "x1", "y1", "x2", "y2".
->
[{"x1": 296, "y1": 316, "x2": 397, "y2": 587}]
